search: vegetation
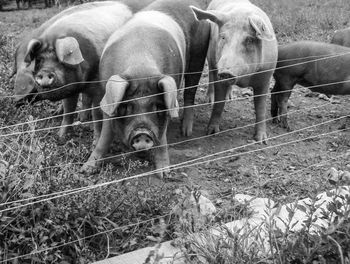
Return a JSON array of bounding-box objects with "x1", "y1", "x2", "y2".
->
[{"x1": 0, "y1": 0, "x2": 349, "y2": 263}]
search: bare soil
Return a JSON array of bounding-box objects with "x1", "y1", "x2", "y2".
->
[{"x1": 1, "y1": 1, "x2": 350, "y2": 260}]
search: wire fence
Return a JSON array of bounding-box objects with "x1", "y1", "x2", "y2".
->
[
  {"x1": 0, "y1": 77, "x2": 348, "y2": 138},
  {"x1": 1, "y1": 41, "x2": 350, "y2": 263},
  {"x1": 1, "y1": 112, "x2": 348, "y2": 213},
  {"x1": 0, "y1": 99, "x2": 333, "y2": 189},
  {"x1": 0, "y1": 126, "x2": 348, "y2": 263},
  {"x1": 1, "y1": 52, "x2": 349, "y2": 138}
]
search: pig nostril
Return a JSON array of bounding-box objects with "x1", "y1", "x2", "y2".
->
[
  {"x1": 218, "y1": 72, "x2": 235, "y2": 80},
  {"x1": 48, "y1": 73, "x2": 55, "y2": 80}
]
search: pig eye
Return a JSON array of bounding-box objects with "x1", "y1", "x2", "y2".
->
[
  {"x1": 34, "y1": 58, "x2": 43, "y2": 69},
  {"x1": 244, "y1": 36, "x2": 255, "y2": 46},
  {"x1": 118, "y1": 104, "x2": 132, "y2": 116},
  {"x1": 153, "y1": 103, "x2": 165, "y2": 117},
  {"x1": 219, "y1": 33, "x2": 226, "y2": 41},
  {"x1": 125, "y1": 104, "x2": 133, "y2": 115},
  {"x1": 118, "y1": 105, "x2": 126, "y2": 116}
]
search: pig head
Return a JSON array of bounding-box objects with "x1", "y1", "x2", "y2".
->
[
  {"x1": 100, "y1": 74, "x2": 179, "y2": 152},
  {"x1": 22, "y1": 36, "x2": 85, "y2": 101},
  {"x1": 191, "y1": 3, "x2": 276, "y2": 84}
]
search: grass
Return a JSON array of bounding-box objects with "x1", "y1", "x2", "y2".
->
[
  {"x1": 178, "y1": 187, "x2": 350, "y2": 264},
  {"x1": 0, "y1": 0, "x2": 350, "y2": 263}
]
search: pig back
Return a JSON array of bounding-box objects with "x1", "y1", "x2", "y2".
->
[
  {"x1": 331, "y1": 28, "x2": 350, "y2": 48},
  {"x1": 143, "y1": 0, "x2": 211, "y2": 67},
  {"x1": 276, "y1": 41, "x2": 350, "y2": 94},
  {"x1": 14, "y1": 1, "x2": 128, "y2": 98},
  {"x1": 40, "y1": 2, "x2": 134, "y2": 63},
  {"x1": 100, "y1": 15, "x2": 184, "y2": 86}
]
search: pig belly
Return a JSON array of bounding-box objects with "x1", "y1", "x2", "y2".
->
[
  {"x1": 307, "y1": 79, "x2": 350, "y2": 95},
  {"x1": 301, "y1": 68, "x2": 350, "y2": 95}
]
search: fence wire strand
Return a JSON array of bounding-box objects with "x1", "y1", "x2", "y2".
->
[
  {"x1": 1, "y1": 49, "x2": 349, "y2": 133},
  {"x1": 1, "y1": 113, "x2": 348, "y2": 214},
  {"x1": 0, "y1": 100, "x2": 333, "y2": 208},
  {"x1": 0, "y1": 77, "x2": 348, "y2": 138},
  {"x1": 0, "y1": 213, "x2": 172, "y2": 264},
  {"x1": 1, "y1": 150, "x2": 346, "y2": 263},
  {"x1": 3, "y1": 50, "x2": 350, "y2": 100}
]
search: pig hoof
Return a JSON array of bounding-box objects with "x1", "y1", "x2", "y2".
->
[
  {"x1": 181, "y1": 124, "x2": 193, "y2": 137},
  {"x1": 280, "y1": 122, "x2": 292, "y2": 131},
  {"x1": 207, "y1": 124, "x2": 220, "y2": 135},
  {"x1": 207, "y1": 94, "x2": 215, "y2": 105},
  {"x1": 147, "y1": 175, "x2": 164, "y2": 186},
  {"x1": 272, "y1": 117, "x2": 279, "y2": 124},
  {"x1": 80, "y1": 162, "x2": 98, "y2": 174},
  {"x1": 78, "y1": 111, "x2": 91, "y2": 122},
  {"x1": 254, "y1": 132, "x2": 268, "y2": 145},
  {"x1": 58, "y1": 127, "x2": 73, "y2": 139}
]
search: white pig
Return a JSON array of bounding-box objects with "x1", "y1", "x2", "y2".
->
[{"x1": 191, "y1": 0, "x2": 277, "y2": 142}]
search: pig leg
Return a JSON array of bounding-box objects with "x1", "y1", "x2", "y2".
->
[
  {"x1": 91, "y1": 96, "x2": 104, "y2": 147},
  {"x1": 272, "y1": 76, "x2": 294, "y2": 130},
  {"x1": 182, "y1": 27, "x2": 210, "y2": 136},
  {"x1": 58, "y1": 94, "x2": 79, "y2": 138},
  {"x1": 271, "y1": 81, "x2": 280, "y2": 124},
  {"x1": 182, "y1": 63, "x2": 209, "y2": 136},
  {"x1": 207, "y1": 70, "x2": 229, "y2": 134},
  {"x1": 182, "y1": 76, "x2": 198, "y2": 137},
  {"x1": 81, "y1": 117, "x2": 114, "y2": 173},
  {"x1": 250, "y1": 72, "x2": 271, "y2": 143},
  {"x1": 207, "y1": 67, "x2": 215, "y2": 104},
  {"x1": 152, "y1": 131, "x2": 170, "y2": 179},
  {"x1": 78, "y1": 93, "x2": 92, "y2": 122},
  {"x1": 277, "y1": 88, "x2": 292, "y2": 131}
]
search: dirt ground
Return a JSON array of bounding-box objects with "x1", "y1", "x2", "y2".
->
[
  {"x1": 153, "y1": 78, "x2": 350, "y2": 205},
  {"x1": 1, "y1": 4, "x2": 350, "y2": 205},
  {"x1": 1, "y1": 1, "x2": 350, "y2": 260}
]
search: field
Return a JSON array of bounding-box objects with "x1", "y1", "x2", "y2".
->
[{"x1": 0, "y1": 0, "x2": 350, "y2": 263}]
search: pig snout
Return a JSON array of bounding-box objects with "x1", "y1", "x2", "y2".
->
[
  {"x1": 35, "y1": 70, "x2": 56, "y2": 87},
  {"x1": 218, "y1": 70, "x2": 236, "y2": 85},
  {"x1": 129, "y1": 128, "x2": 155, "y2": 151}
]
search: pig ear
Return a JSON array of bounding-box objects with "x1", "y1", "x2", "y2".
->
[
  {"x1": 55, "y1": 37, "x2": 84, "y2": 65},
  {"x1": 24, "y1": 39, "x2": 42, "y2": 64},
  {"x1": 249, "y1": 15, "x2": 275, "y2": 41},
  {"x1": 190, "y1": 5, "x2": 228, "y2": 26},
  {"x1": 100, "y1": 75, "x2": 129, "y2": 116},
  {"x1": 158, "y1": 75, "x2": 179, "y2": 119},
  {"x1": 14, "y1": 67, "x2": 36, "y2": 101}
]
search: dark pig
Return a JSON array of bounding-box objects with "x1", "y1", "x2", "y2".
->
[
  {"x1": 81, "y1": 0, "x2": 211, "y2": 178},
  {"x1": 331, "y1": 27, "x2": 350, "y2": 47},
  {"x1": 191, "y1": 0, "x2": 278, "y2": 143},
  {"x1": 271, "y1": 41, "x2": 350, "y2": 130},
  {"x1": 19, "y1": 0, "x2": 154, "y2": 143},
  {"x1": 13, "y1": 2, "x2": 108, "y2": 121},
  {"x1": 14, "y1": 1, "x2": 122, "y2": 101}
]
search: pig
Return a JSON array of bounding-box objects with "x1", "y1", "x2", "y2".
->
[
  {"x1": 13, "y1": 2, "x2": 111, "y2": 121},
  {"x1": 271, "y1": 41, "x2": 350, "y2": 130},
  {"x1": 81, "y1": 0, "x2": 211, "y2": 178},
  {"x1": 19, "y1": 0, "x2": 154, "y2": 143},
  {"x1": 13, "y1": 1, "x2": 110, "y2": 101},
  {"x1": 331, "y1": 27, "x2": 350, "y2": 47},
  {"x1": 191, "y1": 0, "x2": 278, "y2": 143}
]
